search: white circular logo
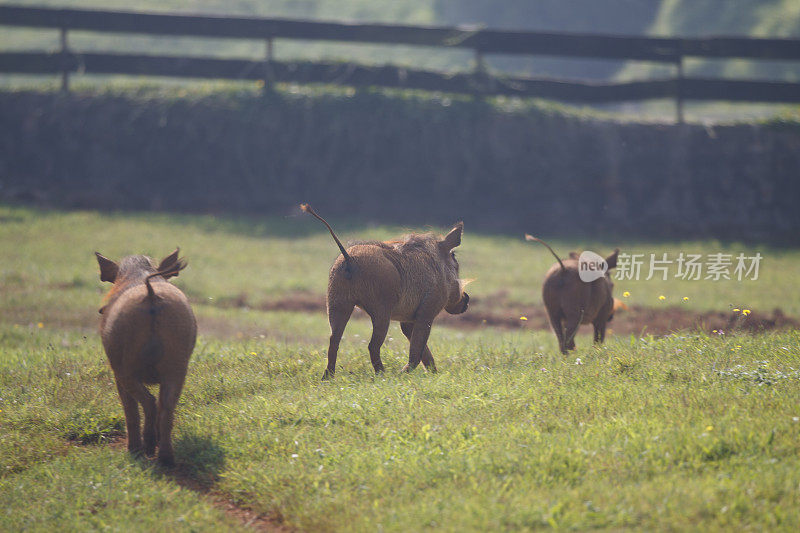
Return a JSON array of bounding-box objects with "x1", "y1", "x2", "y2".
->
[{"x1": 578, "y1": 251, "x2": 608, "y2": 282}]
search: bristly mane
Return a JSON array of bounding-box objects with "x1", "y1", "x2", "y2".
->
[
  {"x1": 397, "y1": 233, "x2": 438, "y2": 251},
  {"x1": 352, "y1": 233, "x2": 437, "y2": 252}
]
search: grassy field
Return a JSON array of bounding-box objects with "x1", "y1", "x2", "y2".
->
[
  {"x1": 2, "y1": 206, "x2": 800, "y2": 531},
  {"x1": 2, "y1": 205, "x2": 798, "y2": 320}
]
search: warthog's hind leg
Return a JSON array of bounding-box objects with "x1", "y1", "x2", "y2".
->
[
  {"x1": 156, "y1": 378, "x2": 184, "y2": 467},
  {"x1": 546, "y1": 308, "x2": 567, "y2": 354},
  {"x1": 121, "y1": 378, "x2": 158, "y2": 457},
  {"x1": 400, "y1": 322, "x2": 436, "y2": 372},
  {"x1": 324, "y1": 303, "x2": 354, "y2": 380},
  {"x1": 593, "y1": 320, "x2": 607, "y2": 344},
  {"x1": 115, "y1": 380, "x2": 142, "y2": 454},
  {"x1": 367, "y1": 310, "x2": 390, "y2": 374},
  {"x1": 562, "y1": 312, "x2": 583, "y2": 353}
]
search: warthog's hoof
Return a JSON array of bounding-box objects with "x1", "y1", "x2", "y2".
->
[
  {"x1": 321, "y1": 369, "x2": 335, "y2": 381},
  {"x1": 400, "y1": 360, "x2": 422, "y2": 374}
]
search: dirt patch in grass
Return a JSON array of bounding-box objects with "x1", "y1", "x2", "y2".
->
[
  {"x1": 214, "y1": 291, "x2": 324, "y2": 314},
  {"x1": 107, "y1": 437, "x2": 290, "y2": 532},
  {"x1": 610, "y1": 305, "x2": 798, "y2": 336},
  {"x1": 167, "y1": 467, "x2": 290, "y2": 533},
  {"x1": 18, "y1": 289, "x2": 792, "y2": 341},
  {"x1": 213, "y1": 290, "x2": 800, "y2": 337},
  {"x1": 437, "y1": 292, "x2": 800, "y2": 336}
]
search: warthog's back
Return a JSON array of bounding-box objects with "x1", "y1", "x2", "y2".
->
[
  {"x1": 101, "y1": 281, "x2": 196, "y2": 382},
  {"x1": 542, "y1": 260, "x2": 612, "y2": 324},
  {"x1": 329, "y1": 244, "x2": 402, "y2": 308},
  {"x1": 329, "y1": 241, "x2": 449, "y2": 322}
]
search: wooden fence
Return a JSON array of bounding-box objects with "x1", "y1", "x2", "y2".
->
[{"x1": 2, "y1": 4, "x2": 800, "y2": 122}]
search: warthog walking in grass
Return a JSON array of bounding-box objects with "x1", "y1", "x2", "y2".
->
[
  {"x1": 525, "y1": 235, "x2": 619, "y2": 354},
  {"x1": 302, "y1": 204, "x2": 470, "y2": 379},
  {"x1": 95, "y1": 249, "x2": 196, "y2": 466}
]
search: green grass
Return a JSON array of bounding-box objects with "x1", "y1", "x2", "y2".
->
[
  {"x1": 1, "y1": 446, "x2": 247, "y2": 531},
  {"x1": 3, "y1": 323, "x2": 800, "y2": 530},
  {"x1": 1, "y1": 205, "x2": 798, "y2": 323},
  {"x1": 2, "y1": 206, "x2": 800, "y2": 530}
]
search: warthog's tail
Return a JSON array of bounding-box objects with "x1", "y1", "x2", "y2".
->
[
  {"x1": 301, "y1": 203, "x2": 353, "y2": 279},
  {"x1": 525, "y1": 234, "x2": 565, "y2": 271},
  {"x1": 138, "y1": 257, "x2": 187, "y2": 378},
  {"x1": 145, "y1": 258, "x2": 188, "y2": 300}
]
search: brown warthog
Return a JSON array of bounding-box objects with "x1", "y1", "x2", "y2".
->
[
  {"x1": 302, "y1": 204, "x2": 470, "y2": 379},
  {"x1": 95, "y1": 248, "x2": 196, "y2": 466},
  {"x1": 525, "y1": 235, "x2": 619, "y2": 354}
]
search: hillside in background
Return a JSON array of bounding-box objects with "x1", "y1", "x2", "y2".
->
[
  {"x1": 0, "y1": 0, "x2": 436, "y2": 22},
  {"x1": 434, "y1": 0, "x2": 661, "y2": 79},
  {"x1": 2, "y1": 0, "x2": 800, "y2": 81},
  {"x1": 620, "y1": 0, "x2": 800, "y2": 82},
  {"x1": 1, "y1": 1, "x2": 800, "y2": 120},
  {"x1": 651, "y1": 0, "x2": 800, "y2": 38},
  {"x1": 0, "y1": 0, "x2": 473, "y2": 74}
]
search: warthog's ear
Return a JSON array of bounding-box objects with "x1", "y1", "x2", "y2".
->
[
  {"x1": 440, "y1": 222, "x2": 463, "y2": 251},
  {"x1": 95, "y1": 252, "x2": 118, "y2": 283},
  {"x1": 606, "y1": 248, "x2": 620, "y2": 270},
  {"x1": 157, "y1": 248, "x2": 186, "y2": 279}
]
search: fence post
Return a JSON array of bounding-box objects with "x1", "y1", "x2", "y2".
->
[
  {"x1": 59, "y1": 26, "x2": 69, "y2": 92},
  {"x1": 263, "y1": 37, "x2": 274, "y2": 96},
  {"x1": 473, "y1": 48, "x2": 490, "y2": 98},
  {"x1": 675, "y1": 54, "x2": 684, "y2": 124}
]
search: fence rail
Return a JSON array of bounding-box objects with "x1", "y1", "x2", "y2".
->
[
  {"x1": 4, "y1": 50, "x2": 800, "y2": 105},
  {"x1": 2, "y1": 4, "x2": 800, "y2": 121}
]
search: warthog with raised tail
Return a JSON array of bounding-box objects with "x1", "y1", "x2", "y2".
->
[
  {"x1": 95, "y1": 248, "x2": 196, "y2": 466},
  {"x1": 302, "y1": 204, "x2": 470, "y2": 379},
  {"x1": 525, "y1": 235, "x2": 619, "y2": 354}
]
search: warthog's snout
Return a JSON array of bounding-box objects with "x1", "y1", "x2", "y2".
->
[
  {"x1": 446, "y1": 292, "x2": 469, "y2": 315},
  {"x1": 458, "y1": 292, "x2": 470, "y2": 313}
]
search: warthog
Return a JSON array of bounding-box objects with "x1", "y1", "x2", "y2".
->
[
  {"x1": 525, "y1": 235, "x2": 619, "y2": 354},
  {"x1": 95, "y1": 249, "x2": 196, "y2": 466},
  {"x1": 302, "y1": 204, "x2": 470, "y2": 379}
]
